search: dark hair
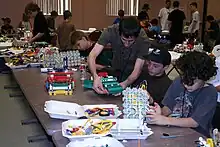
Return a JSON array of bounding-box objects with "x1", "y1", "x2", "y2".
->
[
  {"x1": 176, "y1": 51, "x2": 217, "y2": 86},
  {"x1": 22, "y1": 13, "x2": 29, "y2": 22},
  {"x1": 2, "y1": 17, "x2": 11, "y2": 24},
  {"x1": 190, "y1": 2, "x2": 198, "y2": 8},
  {"x1": 63, "y1": 10, "x2": 72, "y2": 20},
  {"x1": 150, "y1": 19, "x2": 158, "y2": 25},
  {"x1": 119, "y1": 17, "x2": 141, "y2": 38},
  {"x1": 173, "y1": 1, "x2": 180, "y2": 8},
  {"x1": 25, "y1": 2, "x2": 40, "y2": 14},
  {"x1": 142, "y1": 3, "x2": 150, "y2": 10},
  {"x1": 207, "y1": 15, "x2": 215, "y2": 21},
  {"x1": 166, "y1": 0, "x2": 171, "y2": 4},
  {"x1": 118, "y1": 9, "x2": 124, "y2": 17},
  {"x1": 51, "y1": 11, "x2": 58, "y2": 17},
  {"x1": 70, "y1": 31, "x2": 86, "y2": 47}
]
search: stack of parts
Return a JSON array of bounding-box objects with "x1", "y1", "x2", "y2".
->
[
  {"x1": 122, "y1": 88, "x2": 150, "y2": 119},
  {"x1": 45, "y1": 71, "x2": 75, "y2": 96}
]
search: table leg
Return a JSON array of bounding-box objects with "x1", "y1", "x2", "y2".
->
[
  {"x1": 4, "y1": 85, "x2": 19, "y2": 89},
  {"x1": 27, "y1": 135, "x2": 48, "y2": 143},
  {"x1": 21, "y1": 118, "x2": 39, "y2": 125}
]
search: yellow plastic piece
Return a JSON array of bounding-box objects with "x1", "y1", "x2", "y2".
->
[
  {"x1": 207, "y1": 138, "x2": 214, "y2": 147},
  {"x1": 48, "y1": 90, "x2": 73, "y2": 96}
]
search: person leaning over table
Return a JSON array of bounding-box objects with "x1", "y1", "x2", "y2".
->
[
  {"x1": 134, "y1": 48, "x2": 172, "y2": 107},
  {"x1": 25, "y1": 2, "x2": 51, "y2": 43},
  {"x1": 88, "y1": 17, "x2": 150, "y2": 94},
  {"x1": 146, "y1": 51, "x2": 218, "y2": 137},
  {"x1": 69, "y1": 30, "x2": 112, "y2": 70}
]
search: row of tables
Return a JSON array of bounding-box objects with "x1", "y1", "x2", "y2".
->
[{"x1": 12, "y1": 68, "x2": 203, "y2": 147}]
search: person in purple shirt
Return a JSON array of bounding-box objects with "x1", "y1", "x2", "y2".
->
[{"x1": 147, "y1": 51, "x2": 218, "y2": 137}]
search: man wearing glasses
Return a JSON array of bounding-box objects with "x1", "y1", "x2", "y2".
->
[{"x1": 88, "y1": 17, "x2": 150, "y2": 94}]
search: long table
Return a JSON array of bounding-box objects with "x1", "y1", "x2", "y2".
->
[
  {"x1": 52, "y1": 126, "x2": 202, "y2": 147},
  {"x1": 12, "y1": 68, "x2": 204, "y2": 146},
  {"x1": 12, "y1": 68, "x2": 122, "y2": 135}
]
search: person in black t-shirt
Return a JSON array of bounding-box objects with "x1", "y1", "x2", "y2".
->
[
  {"x1": 69, "y1": 30, "x2": 112, "y2": 70},
  {"x1": 138, "y1": 3, "x2": 150, "y2": 21},
  {"x1": 168, "y1": 1, "x2": 186, "y2": 47},
  {"x1": 204, "y1": 15, "x2": 220, "y2": 52},
  {"x1": 25, "y1": 2, "x2": 50, "y2": 43},
  {"x1": 134, "y1": 48, "x2": 172, "y2": 107}
]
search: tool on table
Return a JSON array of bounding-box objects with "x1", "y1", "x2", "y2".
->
[{"x1": 160, "y1": 133, "x2": 184, "y2": 139}]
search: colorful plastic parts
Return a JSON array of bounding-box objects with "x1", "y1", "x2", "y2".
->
[
  {"x1": 45, "y1": 71, "x2": 75, "y2": 96},
  {"x1": 83, "y1": 75, "x2": 123, "y2": 94}
]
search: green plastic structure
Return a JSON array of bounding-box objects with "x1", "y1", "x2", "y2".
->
[{"x1": 83, "y1": 76, "x2": 123, "y2": 94}]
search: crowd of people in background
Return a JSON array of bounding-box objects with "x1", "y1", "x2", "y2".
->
[{"x1": 0, "y1": 1, "x2": 220, "y2": 137}]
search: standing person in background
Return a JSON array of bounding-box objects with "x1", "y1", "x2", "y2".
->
[
  {"x1": 158, "y1": 0, "x2": 172, "y2": 31},
  {"x1": 47, "y1": 11, "x2": 58, "y2": 32},
  {"x1": 113, "y1": 10, "x2": 124, "y2": 24},
  {"x1": 25, "y1": 2, "x2": 50, "y2": 43},
  {"x1": 168, "y1": 1, "x2": 186, "y2": 47},
  {"x1": 188, "y1": 2, "x2": 200, "y2": 38},
  {"x1": 57, "y1": 10, "x2": 76, "y2": 50},
  {"x1": 138, "y1": 3, "x2": 150, "y2": 21}
]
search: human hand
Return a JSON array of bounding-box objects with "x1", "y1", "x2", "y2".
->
[
  {"x1": 93, "y1": 76, "x2": 108, "y2": 94},
  {"x1": 148, "y1": 102, "x2": 162, "y2": 115},
  {"x1": 119, "y1": 81, "x2": 128, "y2": 89},
  {"x1": 146, "y1": 113, "x2": 169, "y2": 126}
]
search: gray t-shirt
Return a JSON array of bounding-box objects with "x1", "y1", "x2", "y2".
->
[
  {"x1": 98, "y1": 24, "x2": 150, "y2": 81},
  {"x1": 162, "y1": 78, "x2": 217, "y2": 137}
]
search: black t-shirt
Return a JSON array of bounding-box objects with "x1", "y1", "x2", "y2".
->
[
  {"x1": 79, "y1": 30, "x2": 113, "y2": 66},
  {"x1": 138, "y1": 11, "x2": 149, "y2": 21},
  {"x1": 209, "y1": 21, "x2": 220, "y2": 40},
  {"x1": 133, "y1": 69, "x2": 172, "y2": 106},
  {"x1": 1, "y1": 24, "x2": 14, "y2": 34},
  {"x1": 168, "y1": 9, "x2": 186, "y2": 34},
  {"x1": 33, "y1": 12, "x2": 50, "y2": 43}
]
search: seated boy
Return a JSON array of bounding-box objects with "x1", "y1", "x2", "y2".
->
[
  {"x1": 113, "y1": 9, "x2": 124, "y2": 24},
  {"x1": 69, "y1": 30, "x2": 112, "y2": 70},
  {"x1": 147, "y1": 51, "x2": 218, "y2": 137},
  {"x1": 135, "y1": 48, "x2": 172, "y2": 106},
  {"x1": 148, "y1": 18, "x2": 161, "y2": 34},
  {"x1": 1, "y1": 17, "x2": 14, "y2": 35}
]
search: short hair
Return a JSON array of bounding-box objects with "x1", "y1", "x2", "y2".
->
[
  {"x1": 207, "y1": 15, "x2": 215, "y2": 21},
  {"x1": 119, "y1": 16, "x2": 141, "y2": 38},
  {"x1": 70, "y1": 31, "x2": 86, "y2": 47},
  {"x1": 2, "y1": 17, "x2": 11, "y2": 24},
  {"x1": 51, "y1": 11, "x2": 58, "y2": 17},
  {"x1": 142, "y1": 3, "x2": 150, "y2": 10},
  {"x1": 118, "y1": 9, "x2": 124, "y2": 17},
  {"x1": 166, "y1": 0, "x2": 171, "y2": 4},
  {"x1": 63, "y1": 10, "x2": 72, "y2": 20},
  {"x1": 190, "y1": 2, "x2": 198, "y2": 8},
  {"x1": 173, "y1": 1, "x2": 180, "y2": 8},
  {"x1": 25, "y1": 2, "x2": 40, "y2": 14},
  {"x1": 176, "y1": 51, "x2": 217, "y2": 86},
  {"x1": 150, "y1": 18, "x2": 158, "y2": 25}
]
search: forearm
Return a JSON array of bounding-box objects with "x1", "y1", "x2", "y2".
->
[
  {"x1": 88, "y1": 54, "x2": 98, "y2": 78},
  {"x1": 165, "y1": 117, "x2": 198, "y2": 128},
  {"x1": 30, "y1": 33, "x2": 44, "y2": 42},
  {"x1": 123, "y1": 70, "x2": 141, "y2": 87}
]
